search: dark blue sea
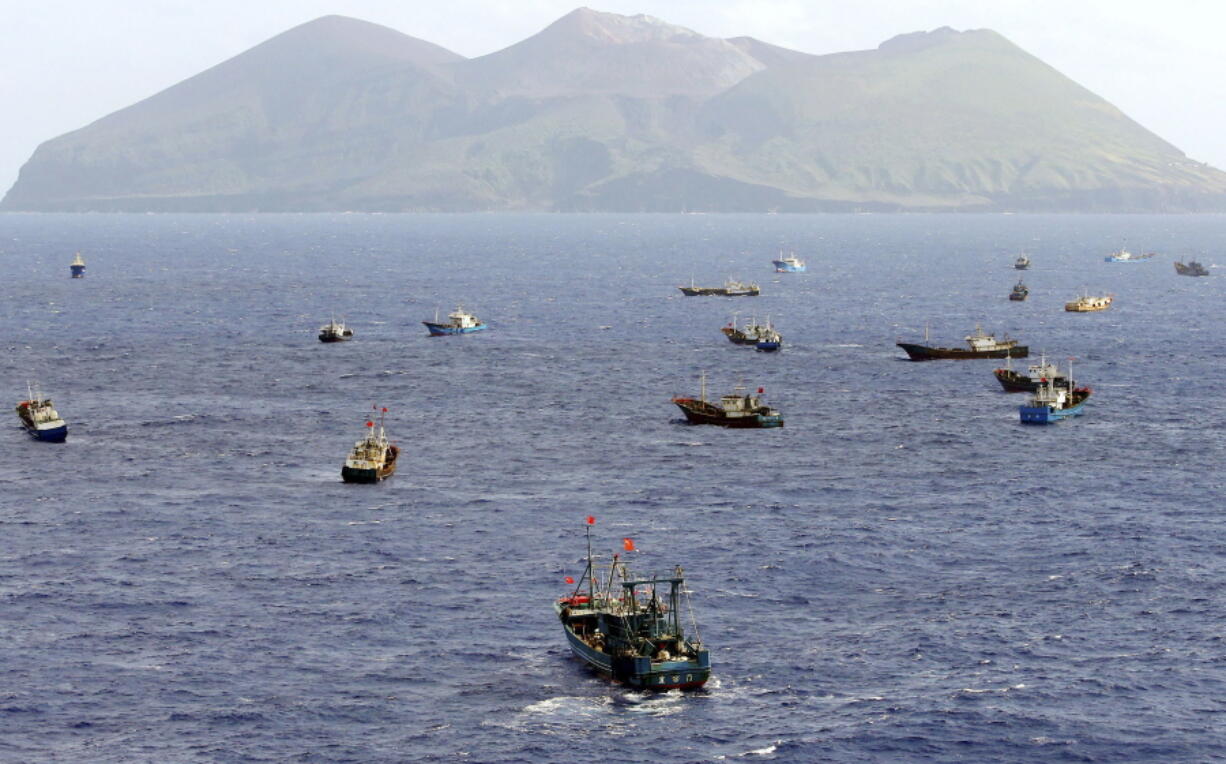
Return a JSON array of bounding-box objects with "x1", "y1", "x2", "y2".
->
[{"x1": 2, "y1": 213, "x2": 1224, "y2": 762}]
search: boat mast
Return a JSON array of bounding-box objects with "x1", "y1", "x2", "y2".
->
[
  {"x1": 585, "y1": 520, "x2": 594, "y2": 604},
  {"x1": 700, "y1": 371, "x2": 707, "y2": 404}
]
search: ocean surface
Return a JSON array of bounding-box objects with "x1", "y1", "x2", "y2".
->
[{"x1": 2, "y1": 213, "x2": 1224, "y2": 763}]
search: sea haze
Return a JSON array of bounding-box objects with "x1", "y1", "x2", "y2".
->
[{"x1": 1, "y1": 213, "x2": 1224, "y2": 762}]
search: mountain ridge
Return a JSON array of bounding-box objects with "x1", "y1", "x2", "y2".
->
[{"x1": 6, "y1": 9, "x2": 1225, "y2": 212}]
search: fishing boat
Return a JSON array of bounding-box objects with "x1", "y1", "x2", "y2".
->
[
  {"x1": 1019, "y1": 361, "x2": 1090, "y2": 424},
  {"x1": 720, "y1": 315, "x2": 780, "y2": 350},
  {"x1": 1014, "y1": 255, "x2": 1030, "y2": 270},
  {"x1": 1009, "y1": 280, "x2": 1029, "y2": 301},
  {"x1": 994, "y1": 354, "x2": 1069, "y2": 393},
  {"x1": 1105, "y1": 248, "x2": 1155, "y2": 263},
  {"x1": 423, "y1": 305, "x2": 487, "y2": 335},
  {"x1": 897, "y1": 325, "x2": 1027, "y2": 361},
  {"x1": 340, "y1": 408, "x2": 399, "y2": 483},
  {"x1": 678, "y1": 278, "x2": 760, "y2": 297},
  {"x1": 1174, "y1": 260, "x2": 1210, "y2": 277},
  {"x1": 15, "y1": 382, "x2": 67, "y2": 442},
  {"x1": 318, "y1": 317, "x2": 354, "y2": 343},
  {"x1": 555, "y1": 518, "x2": 711, "y2": 690},
  {"x1": 672, "y1": 374, "x2": 783, "y2": 427},
  {"x1": 771, "y1": 252, "x2": 806, "y2": 273},
  {"x1": 69, "y1": 252, "x2": 86, "y2": 278},
  {"x1": 1064, "y1": 293, "x2": 1113, "y2": 312}
]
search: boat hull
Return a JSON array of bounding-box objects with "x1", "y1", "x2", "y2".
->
[
  {"x1": 21, "y1": 422, "x2": 68, "y2": 442},
  {"x1": 721, "y1": 327, "x2": 754, "y2": 345},
  {"x1": 1019, "y1": 389, "x2": 1091, "y2": 424},
  {"x1": 70, "y1": 266, "x2": 85, "y2": 278},
  {"x1": 318, "y1": 332, "x2": 353, "y2": 343},
  {"x1": 897, "y1": 343, "x2": 1028, "y2": 361},
  {"x1": 673, "y1": 399, "x2": 783, "y2": 428},
  {"x1": 423, "y1": 322, "x2": 487, "y2": 336},
  {"x1": 1019, "y1": 401, "x2": 1087, "y2": 424},
  {"x1": 679, "y1": 287, "x2": 760, "y2": 297},
  {"x1": 772, "y1": 260, "x2": 806, "y2": 273},
  {"x1": 755, "y1": 341, "x2": 781, "y2": 352},
  {"x1": 557, "y1": 610, "x2": 710, "y2": 691}
]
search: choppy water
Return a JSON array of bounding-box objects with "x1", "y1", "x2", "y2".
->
[{"x1": 1, "y1": 212, "x2": 1224, "y2": 762}]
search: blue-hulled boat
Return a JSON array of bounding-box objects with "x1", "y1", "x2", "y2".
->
[
  {"x1": 555, "y1": 519, "x2": 711, "y2": 691},
  {"x1": 15, "y1": 383, "x2": 67, "y2": 442},
  {"x1": 423, "y1": 305, "x2": 487, "y2": 336},
  {"x1": 1019, "y1": 362, "x2": 1090, "y2": 424},
  {"x1": 1105, "y1": 248, "x2": 1155, "y2": 263},
  {"x1": 771, "y1": 251, "x2": 806, "y2": 272},
  {"x1": 754, "y1": 321, "x2": 782, "y2": 352},
  {"x1": 69, "y1": 252, "x2": 86, "y2": 278}
]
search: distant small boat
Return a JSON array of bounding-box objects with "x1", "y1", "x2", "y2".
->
[
  {"x1": 15, "y1": 382, "x2": 67, "y2": 442},
  {"x1": 1009, "y1": 280, "x2": 1029, "y2": 301},
  {"x1": 1019, "y1": 361, "x2": 1090, "y2": 424},
  {"x1": 556, "y1": 518, "x2": 711, "y2": 690},
  {"x1": 1064, "y1": 293, "x2": 1113, "y2": 312},
  {"x1": 423, "y1": 305, "x2": 487, "y2": 336},
  {"x1": 672, "y1": 374, "x2": 782, "y2": 428},
  {"x1": 1105, "y1": 248, "x2": 1155, "y2": 263},
  {"x1": 679, "y1": 278, "x2": 760, "y2": 297},
  {"x1": 897, "y1": 325, "x2": 1027, "y2": 361},
  {"x1": 318, "y1": 317, "x2": 354, "y2": 343},
  {"x1": 341, "y1": 409, "x2": 399, "y2": 483},
  {"x1": 771, "y1": 252, "x2": 806, "y2": 273},
  {"x1": 1014, "y1": 255, "x2": 1030, "y2": 270},
  {"x1": 69, "y1": 252, "x2": 86, "y2": 278},
  {"x1": 1174, "y1": 260, "x2": 1210, "y2": 277}
]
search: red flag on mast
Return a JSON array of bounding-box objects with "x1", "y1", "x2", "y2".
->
[
  {"x1": 585, "y1": 516, "x2": 596, "y2": 525},
  {"x1": 622, "y1": 538, "x2": 636, "y2": 552},
  {"x1": 365, "y1": 421, "x2": 374, "y2": 428},
  {"x1": 565, "y1": 576, "x2": 574, "y2": 584}
]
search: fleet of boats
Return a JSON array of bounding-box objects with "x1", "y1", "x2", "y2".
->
[
  {"x1": 19, "y1": 238, "x2": 1212, "y2": 694},
  {"x1": 556, "y1": 520, "x2": 711, "y2": 691}
]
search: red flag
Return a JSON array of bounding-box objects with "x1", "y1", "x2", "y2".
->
[
  {"x1": 623, "y1": 538, "x2": 636, "y2": 552},
  {"x1": 382, "y1": 407, "x2": 388, "y2": 413},
  {"x1": 586, "y1": 516, "x2": 596, "y2": 525},
  {"x1": 366, "y1": 421, "x2": 374, "y2": 428},
  {"x1": 757, "y1": 387, "x2": 764, "y2": 394},
  {"x1": 565, "y1": 576, "x2": 574, "y2": 584}
]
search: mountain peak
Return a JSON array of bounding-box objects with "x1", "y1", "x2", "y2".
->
[
  {"x1": 546, "y1": 7, "x2": 702, "y2": 45},
  {"x1": 878, "y1": 26, "x2": 1008, "y2": 54}
]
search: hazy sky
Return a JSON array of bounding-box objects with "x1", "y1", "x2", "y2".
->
[{"x1": 3, "y1": 0, "x2": 1225, "y2": 195}]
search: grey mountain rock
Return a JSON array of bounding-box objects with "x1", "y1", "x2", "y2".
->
[{"x1": 6, "y1": 9, "x2": 1225, "y2": 212}]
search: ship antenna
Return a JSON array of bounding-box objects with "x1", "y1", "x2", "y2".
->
[{"x1": 700, "y1": 371, "x2": 707, "y2": 404}]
